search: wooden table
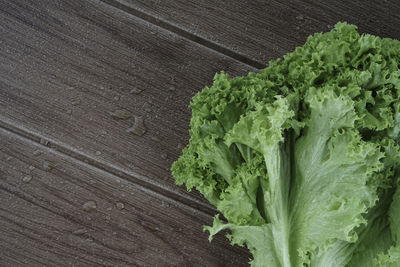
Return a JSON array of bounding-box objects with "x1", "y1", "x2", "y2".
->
[{"x1": 1, "y1": 1, "x2": 399, "y2": 266}]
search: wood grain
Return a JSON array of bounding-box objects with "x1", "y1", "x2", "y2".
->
[
  {"x1": 109, "y1": 0, "x2": 400, "y2": 67},
  {"x1": 0, "y1": 0, "x2": 256, "y2": 213},
  {"x1": 0, "y1": 127, "x2": 250, "y2": 266}
]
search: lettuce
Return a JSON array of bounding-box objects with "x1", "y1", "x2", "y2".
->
[{"x1": 172, "y1": 22, "x2": 400, "y2": 266}]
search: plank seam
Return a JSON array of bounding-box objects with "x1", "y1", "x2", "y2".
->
[
  {"x1": 0, "y1": 117, "x2": 217, "y2": 219},
  {"x1": 98, "y1": 0, "x2": 266, "y2": 70}
]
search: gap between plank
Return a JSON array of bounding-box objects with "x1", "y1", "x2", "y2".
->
[
  {"x1": 0, "y1": 117, "x2": 217, "y2": 218},
  {"x1": 99, "y1": 0, "x2": 266, "y2": 70}
]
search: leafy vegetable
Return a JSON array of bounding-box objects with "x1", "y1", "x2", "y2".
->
[{"x1": 172, "y1": 22, "x2": 400, "y2": 266}]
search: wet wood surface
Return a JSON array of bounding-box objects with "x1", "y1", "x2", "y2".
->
[
  {"x1": 1, "y1": 0, "x2": 399, "y2": 266},
  {"x1": 106, "y1": 0, "x2": 400, "y2": 68},
  {"x1": 0, "y1": 0, "x2": 254, "y2": 215},
  {"x1": 0, "y1": 127, "x2": 248, "y2": 266}
]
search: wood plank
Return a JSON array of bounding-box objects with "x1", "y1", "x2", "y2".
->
[
  {"x1": 0, "y1": 127, "x2": 250, "y2": 266},
  {"x1": 108, "y1": 0, "x2": 400, "y2": 67},
  {"x1": 0, "y1": 0, "x2": 256, "y2": 212}
]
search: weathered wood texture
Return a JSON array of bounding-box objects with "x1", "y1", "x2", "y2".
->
[
  {"x1": 0, "y1": 0, "x2": 257, "y2": 265},
  {"x1": 0, "y1": 0, "x2": 255, "y2": 213},
  {"x1": 0, "y1": 128, "x2": 250, "y2": 266},
  {"x1": 109, "y1": 0, "x2": 400, "y2": 67}
]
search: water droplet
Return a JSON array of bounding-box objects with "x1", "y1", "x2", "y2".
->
[
  {"x1": 126, "y1": 116, "x2": 147, "y2": 136},
  {"x1": 151, "y1": 136, "x2": 161, "y2": 142},
  {"x1": 72, "y1": 228, "x2": 87, "y2": 235},
  {"x1": 6, "y1": 156, "x2": 12, "y2": 161},
  {"x1": 161, "y1": 153, "x2": 168, "y2": 160},
  {"x1": 115, "y1": 202, "x2": 125, "y2": 210},
  {"x1": 66, "y1": 109, "x2": 72, "y2": 115},
  {"x1": 22, "y1": 175, "x2": 32, "y2": 183},
  {"x1": 42, "y1": 161, "x2": 55, "y2": 171},
  {"x1": 109, "y1": 109, "x2": 132, "y2": 120},
  {"x1": 130, "y1": 88, "x2": 143, "y2": 94},
  {"x1": 113, "y1": 95, "x2": 120, "y2": 101},
  {"x1": 39, "y1": 138, "x2": 49, "y2": 146},
  {"x1": 82, "y1": 200, "x2": 97, "y2": 212},
  {"x1": 95, "y1": 151, "x2": 102, "y2": 156},
  {"x1": 33, "y1": 150, "x2": 42, "y2": 156},
  {"x1": 28, "y1": 165, "x2": 35, "y2": 171},
  {"x1": 71, "y1": 99, "x2": 81, "y2": 106}
]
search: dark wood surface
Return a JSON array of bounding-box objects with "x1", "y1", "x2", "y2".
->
[
  {"x1": 105, "y1": 0, "x2": 400, "y2": 68},
  {"x1": 0, "y1": 127, "x2": 248, "y2": 266},
  {"x1": 1, "y1": 0, "x2": 400, "y2": 266},
  {"x1": 0, "y1": 0, "x2": 254, "y2": 214}
]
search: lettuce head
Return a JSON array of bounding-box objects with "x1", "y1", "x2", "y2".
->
[{"x1": 172, "y1": 22, "x2": 400, "y2": 266}]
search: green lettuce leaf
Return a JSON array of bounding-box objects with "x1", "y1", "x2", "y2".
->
[
  {"x1": 172, "y1": 22, "x2": 400, "y2": 266},
  {"x1": 376, "y1": 246, "x2": 400, "y2": 266},
  {"x1": 209, "y1": 88, "x2": 383, "y2": 266}
]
